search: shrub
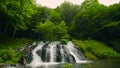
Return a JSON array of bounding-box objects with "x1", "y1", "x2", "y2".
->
[
  {"x1": 0, "y1": 48, "x2": 22, "y2": 64},
  {"x1": 0, "y1": 38, "x2": 32, "y2": 64},
  {"x1": 72, "y1": 39, "x2": 120, "y2": 60}
]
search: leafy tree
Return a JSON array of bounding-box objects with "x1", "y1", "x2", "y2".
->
[
  {"x1": 58, "y1": 1, "x2": 80, "y2": 25},
  {"x1": 73, "y1": 0, "x2": 108, "y2": 39},
  {"x1": 0, "y1": 0, "x2": 36, "y2": 37},
  {"x1": 31, "y1": 6, "x2": 51, "y2": 25},
  {"x1": 34, "y1": 20, "x2": 69, "y2": 41},
  {"x1": 49, "y1": 10, "x2": 61, "y2": 23},
  {"x1": 34, "y1": 20, "x2": 56, "y2": 40}
]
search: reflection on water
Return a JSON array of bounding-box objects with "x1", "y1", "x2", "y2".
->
[{"x1": 24, "y1": 60, "x2": 120, "y2": 68}]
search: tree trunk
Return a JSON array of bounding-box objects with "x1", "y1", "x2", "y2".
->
[
  {"x1": 4, "y1": 23, "x2": 9, "y2": 33},
  {"x1": 12, "y1": 25, "x2": 17, "y2": 38}
]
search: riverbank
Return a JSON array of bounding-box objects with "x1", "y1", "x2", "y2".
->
[{"x1": 73, "y1": 39, "x2": 120, "y2": 60}]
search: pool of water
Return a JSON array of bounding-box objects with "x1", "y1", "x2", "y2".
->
[{"x1": 23, "y1": 60, "x2": 120, "y2": 68}]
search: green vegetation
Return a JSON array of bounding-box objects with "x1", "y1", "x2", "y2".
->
[
  {"x1": 34, "y1": 20, "x2": 69, "y2": 41},
  {"x1": 0, "y1": 0, "x2": 120, "y2": 64},
  {"x1": 0, "y1": 48, "x2": 21, "y2": 64},
  {"x1": 62, "y1": 63, "x2": 72, "y2": 68},
  {"x1": 73, "y1": 40, "x2": 120, "y2": 60},
  {"x1": 0, "y1": 35, "x2": 33, "y2": 64}
]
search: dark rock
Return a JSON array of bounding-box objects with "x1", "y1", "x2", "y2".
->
[
  {"x1": 19, "y1": 42, "x2": 38, "y2": 65},
  {"x1": 56, "y1": 44, "x2": 62, "y2": 62},
  {"x1": 0, "y1": 63, "x2": 6, "y2": 68},
  {"x1": 69, "y1": 54, "x2": 76, "y2": 63},
  {"x1": 41, "y1": 44, "x2": 50, "y2": 62}
]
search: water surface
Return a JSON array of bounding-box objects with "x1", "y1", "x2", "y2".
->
[{"x1": 24, "y1": 60, "x2": 120, "y2": 68}]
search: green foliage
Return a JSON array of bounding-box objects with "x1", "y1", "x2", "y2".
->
[
  {"x1": 35, "y1": 20, "x2": 56, "y2": 40},
  {"x1": 34, "y1": 20, "x2": 69, "y2": 41},
  {"x1": 73, "y1": 40, "x2": 120, "y2": 60},
  {"x1": 62, "y1": 63, "x2": 72, "y2": 68},
  {"x1": 0, "y1": 0, "x2": 37, "y2": 37},
  {"x1": 0, "y1": 37, "x2": 33, "y2": 49},
  {"x1": 73, "y1": 1, "x2": 108, "y2": 39},
  {"x1": 49, "y1": 10, "x2": 61, "y2": 23},
  {"x1": 60, "y1": 39, "x2": 68, "y2": 45},
  {"x1": 0, "y1": 48, "x2": 22, "y2": 64},
  {"x1": 0, "y1": 37, "x2": 33, "y2": 64},
  {"x1": 58, "y1": 1, "x2": 80, "y2": 25}
]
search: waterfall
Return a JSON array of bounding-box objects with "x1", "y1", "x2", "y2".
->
[
  {"x1": 30, "y1": 42, "x2": 45, "y2": 65},
  {"x1": 26, "y1": 41, "x2": 86, "y2": 67}
]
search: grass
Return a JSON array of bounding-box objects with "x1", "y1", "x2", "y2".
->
[{"x1": 72, "y1": 39, "x2": 120, "y2": 60}]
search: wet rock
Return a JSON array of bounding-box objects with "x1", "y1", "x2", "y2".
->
[
  {"x1": 0, "y1": 63, "x2": 6, "y2": 68},
  {"x1": 41, "y1": 44, "x2": 50, "y2": 62},
  {"x1": 56, "y1": 44, "x2": 62, "y2": 62},
  {"x1": 69, "y1": 54, "x2": 76, "y2": 63},
  {"x1": 19, "y1": 42, "x2": 38, "y2": 65},
  {"x1": 0, "y1": 63, "x2": 23, "y2": 68}
]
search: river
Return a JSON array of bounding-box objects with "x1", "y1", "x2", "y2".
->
[{"x1": 22, "y1": 60, "x2": 120, "y2": 68}]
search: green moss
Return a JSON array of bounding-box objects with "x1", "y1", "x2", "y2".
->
[{"x1": 73, "y1": 39, "x2": 120, "y2": 60}]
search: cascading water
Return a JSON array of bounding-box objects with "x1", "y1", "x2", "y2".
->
[{"x1": 26, "y1": 41, "x2": 86, "y2": 67}]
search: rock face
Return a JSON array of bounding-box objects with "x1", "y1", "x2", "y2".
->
[
  {"x1": 19, "y1": 42, "x2": 38, "y2": 65},
  {"x1": 20, "y1": 41, "x2": 86, "y2": 65}
]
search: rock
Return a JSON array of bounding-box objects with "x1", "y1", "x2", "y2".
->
[
  {"x1": 19, "y1": 42, "x2": 38, "y2": 65},
  {"x1": 0, "y1": 63, "x2": 23, "y2": 68},
  {"x1": 0, "y1": 63, "x2": 6, "y2": 68}
]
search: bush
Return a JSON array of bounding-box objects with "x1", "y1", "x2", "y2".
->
[
  {"x1": 0, "y1": 48, "x2": 22, "y2": 64},
  {"x1": 60, "y1": 39, "x2": 68, "y2": 44},
  {"x1": 84, "y1": 51, "x2": 98, "y2": 60},
  {"x1": 73, "y1": 39, "x2": 120, "y2": 60},
  {"x1": 0, "y1": 38, "x2": 32, "y2": 64}
]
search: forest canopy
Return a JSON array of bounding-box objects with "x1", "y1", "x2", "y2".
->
[{"x1": 0, "y1": 0, "x2": 120, "y2": 42}]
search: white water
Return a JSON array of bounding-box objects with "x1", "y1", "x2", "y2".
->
[
  {"x1": 66, "y1": 41, "x2": 86, "y2": 63},
  {"x1": 27, "y1": 41, "x2": 87, "y2": 67},
  {"x1": 27, "y1": 42, "x2": 45, "y2": 67},
  {"x1": 60, "y1": 44, "x2": 65, "y2": 62},
  {"x1": 49, "y1": 42, "x2": 57, "y2": 62}
]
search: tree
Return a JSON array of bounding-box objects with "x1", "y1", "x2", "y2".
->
[
  {"x1": 31, "y1": 6, "x2": 51, "y2": 26},
  {"x1": 34, "y1": 20, "x2": 69, "y2": 41},
  {"x1": 34, "y1": 20, "x2": 56, "y2": 40},
  {"x1": 73, "y1": 0, "x2": 108, "y2": 39},
  {"x1": 49, "y1": 10, "x2": 61, "y2": 23},
  {"x1": 58, "y1": 1, "x2": 80, "y2": 25},
  {"x1": 0, "y1": 0, "x2": 36, "y2": 37}
]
